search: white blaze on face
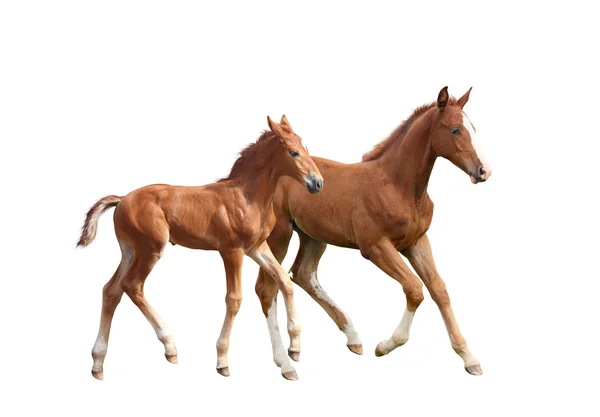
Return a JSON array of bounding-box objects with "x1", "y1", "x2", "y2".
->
[
  {"x1": 462, "y1": 112, "x2": 491, "y2": 175},
  {"x1": 300, "y1": 137, "x2": 308, "y2": 154}
]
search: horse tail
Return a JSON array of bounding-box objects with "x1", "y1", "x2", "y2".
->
[{"x1": 77, "y1": 195, "x2": 122, "y2": 248}]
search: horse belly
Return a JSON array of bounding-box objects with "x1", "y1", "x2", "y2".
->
[
  {"x1": 167, "y1": 224, "x2": 218, "y2": 250},
  {"x1": 294, "y1": 213, "x2": 359, "y2": 249}
]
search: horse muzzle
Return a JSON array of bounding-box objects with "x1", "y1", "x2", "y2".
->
[
  {"x1": 470, "y1": 165, "x2": 492, "y2": 184},
  {"x1": 305, "y1": 174, "x2": 323, "y2": 194}
]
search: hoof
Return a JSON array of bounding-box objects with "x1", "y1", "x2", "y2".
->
[
  {"x1": 374, "y1": 343, "x2": 387, "y2": 357},
  {"x1": 465, "y1": 364, "x2": 483, "y2": 376},
  {"x1": 282, "y1": 370, "x2": 298, "y2": 381},
  {"x1": 165, "y1": 354, "x2": 178, "y2": 364},
  {"x1": 288, "y1": 349, "x2": 300, "y2": 362},
  {"x1": 217, "y1": 367, "x2": 231, "y2": 377},
  {"x1": 347, "y1": 344, "x2": 363, "y2": 355},
  {"x1": 91, "y1": 370, "x2": 104, "y2": 381}
]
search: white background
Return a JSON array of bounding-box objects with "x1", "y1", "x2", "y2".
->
[{"x1": 1, "y1": 1, "x2": 599, "y2": 416}]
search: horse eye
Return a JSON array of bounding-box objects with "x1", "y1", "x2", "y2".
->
[
  {"x1": 450, "y1": 127, "x2": 461, "y2": 135},
  {"x1": 289, "y1": 150, "x2": 300, "y2": 158}
]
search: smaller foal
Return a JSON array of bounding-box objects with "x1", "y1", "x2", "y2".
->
[{"x1": 78, "y1": 116, "x2": 323, "y2": 380}]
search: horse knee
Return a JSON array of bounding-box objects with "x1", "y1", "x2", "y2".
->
[
  {"x1": 226, "y1": 294, "x2": 242, "y2": 314},
  {"x1": 404, "y1": 281, "x2": 424, "y2": 310}
]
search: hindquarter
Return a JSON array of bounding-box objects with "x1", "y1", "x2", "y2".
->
[{"x1": 113, "y1": 191, "x2": 170, "y2": 252}]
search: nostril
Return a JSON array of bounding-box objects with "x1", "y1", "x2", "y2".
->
[
  {"x1": 316, "y1": 179, "x2": 322, "y2": 190},
  {"x1": 479, "y1": 166, "x2": 486, "y2": 177}
]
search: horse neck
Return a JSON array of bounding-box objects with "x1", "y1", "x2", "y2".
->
[
  {"x1": 230, "y1": 143, "x2": 282, "y2": 209},
  {"x1": 378, "y1": 110, "x2": 437, "y2": 202}
]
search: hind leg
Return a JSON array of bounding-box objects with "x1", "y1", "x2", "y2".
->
[
  {"x1": 403, "y1": 234, "x2": 482, "y2": 375},
  {"x1": 91, "y1": 241, "x2": 133, "y2": 380},
  {"x1": 121, "y1": 244, "x2": 178, "y2": 365},
  {"x1": 291, "y1": 229, "x2": 362, "y2": 355},
  {"x1": 359, "y1": 238, "x2": 424, "y2": 357}
]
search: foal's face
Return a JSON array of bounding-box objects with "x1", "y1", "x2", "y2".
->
[
  {"x1": 431, "y1": 87, "x2": 491, "y2": 184},
  {"x1": 267, "y1": 115, "x2": 323, "y2": 194}
]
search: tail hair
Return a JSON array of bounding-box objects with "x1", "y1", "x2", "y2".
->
[{"x1": 77, "y1": 195, "x2": 122, "y2": 248}]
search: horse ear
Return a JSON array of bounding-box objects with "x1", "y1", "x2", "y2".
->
[
  {"x1": 437, "y1": 86, "x2": 449, "y2": 110},
  {"x1": 267, "y1": 116, "x2": 286, "y2": 141},
  {"x1": 457, "y1": 87, "x2": 472, "y2": 109},
  {"x1": 280, "y1": 114, "x2": 293, "y2": 133}
]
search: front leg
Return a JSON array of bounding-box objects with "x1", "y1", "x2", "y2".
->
[
  {"x1": 359, "y1": 238, "x2": 424, "y2": 357},
  {"x1": 402, "y1": 234, "x2": 482, "y2": 375},
  {"x1": 215, "y1": 249, "x2": 244, "y2": 377},
  {"x1": 249, "y1": 241, "x2": 300, "y2": 380}
]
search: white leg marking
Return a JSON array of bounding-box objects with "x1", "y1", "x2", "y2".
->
[
  {"x1": 343, "y1": 323, "x2": 362, "y2": 345},
  {"x1": 92, "y1": 336, "x2": 107, "y2": 355},
  {"x1": 90, "y1": 242, "x2": 133, "y2": 374},
  {"x1": 309, "y1": 272, "x2": 362, "y2": 345},
  {"x1": 266, "y1": 300, "x2": 295, "y2": 373},
  {"x1": 157, "y1": 328, "x2": 177, "y2": 356},
  {"x1": 454, "y1": 346, "x2": 480, "y2": 368},
  {"x1": 378, "y1": 308, "x2": 415, "y2": 355},
  {"x1": 92, "y1": 336, "x2": 107, "y2": 372},
  {"x1": 216, "y1": 337, "x2": 228, "y2": 369}
]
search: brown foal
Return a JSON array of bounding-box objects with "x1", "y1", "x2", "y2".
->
[
  {"x1": 256, "y1": 87, "x2": 491, "y2": 375},
  {"x1": 78, "y1": 116, "x2": 323, "y2": 380}
]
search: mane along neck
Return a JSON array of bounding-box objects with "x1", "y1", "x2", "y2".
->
[
  {"x1": 220, "y1": 131, "x2": 283, "y2": 206},
  {"x1": 222, "y1": 131, "x2": 278, "y2": 180},
  {"x1": 368, "y1": 103, "x2": 440, "y2": 200},
  {"x1": 362, "y1": 103, "x2": 435, "y2": 162}
]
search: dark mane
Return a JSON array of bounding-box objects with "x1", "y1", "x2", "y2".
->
[
  {"x1": 219, "y1": 130, "x2": 276, "y2": 181},
  {"x1": 362, "y1": 101, "x2": 444, "y2": 161}
]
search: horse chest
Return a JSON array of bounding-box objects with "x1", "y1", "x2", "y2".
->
[
  {"x1": 388, "y1": 201, "x2": 433, "y2": 250},
  {"x1": 231, "y1": 209, "x2": 275, "y2": 248}
]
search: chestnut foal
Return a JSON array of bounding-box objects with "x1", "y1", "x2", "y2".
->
[
  {"x1": 78, "y1": 116, "x2": 323, "y2": 380},
  {"x1": 256, "y1": 87, "x2": 490, "y2": 375}
]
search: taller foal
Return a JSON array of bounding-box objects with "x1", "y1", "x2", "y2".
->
[
  {"x1": 257, "y1": 87, "x2": 491, "y2": 375},
  {"x1": 78, "y1": 116, "x2": 323, "y2": 380}
]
